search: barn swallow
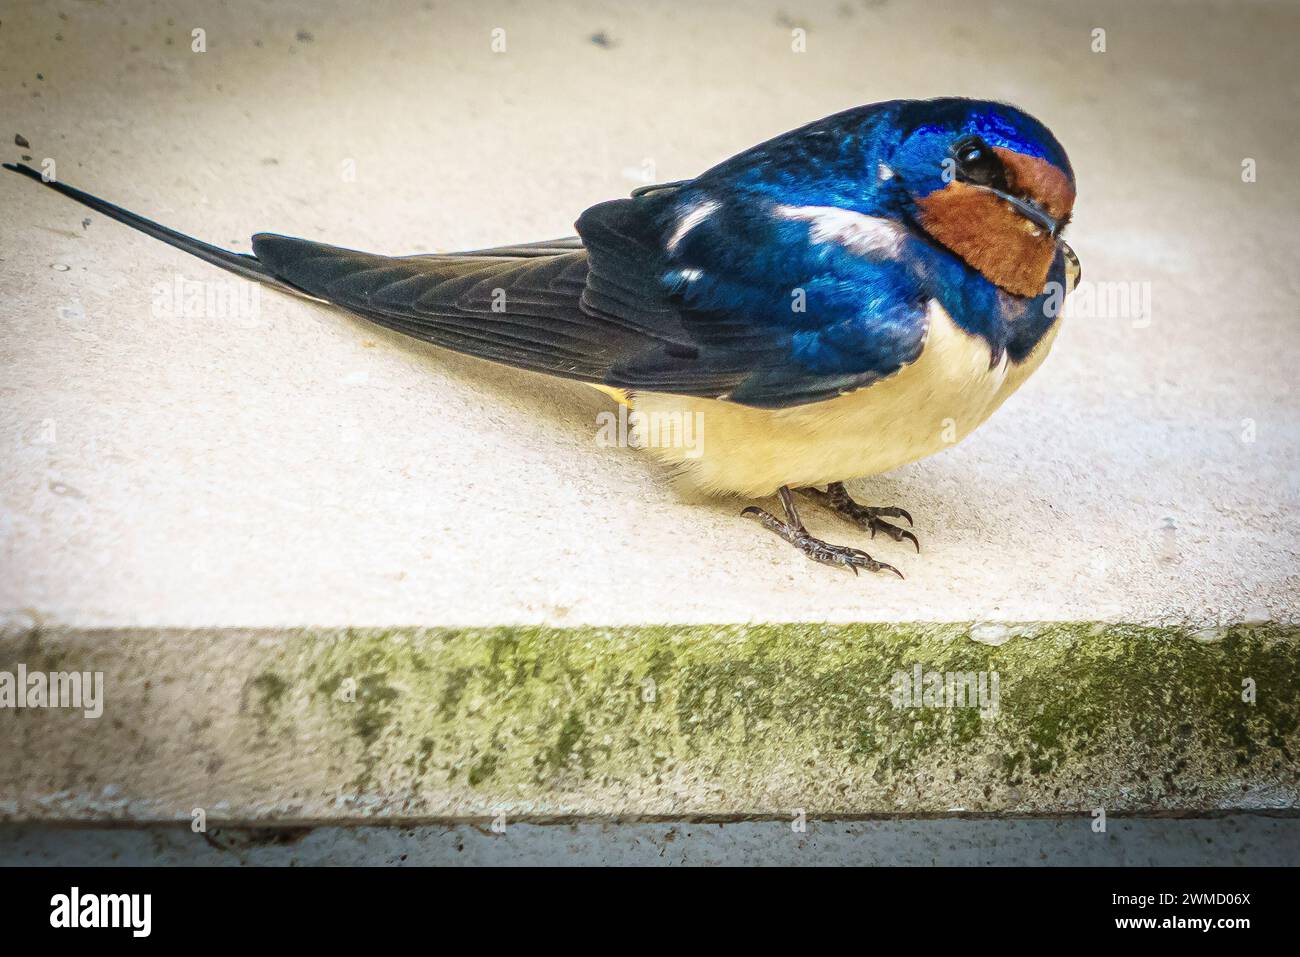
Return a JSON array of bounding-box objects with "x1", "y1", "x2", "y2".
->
[{"x1": 5, "y1": 97, "x2": 1079, "y2": 577}]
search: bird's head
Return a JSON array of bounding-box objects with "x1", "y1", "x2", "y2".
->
[{"x1": 885, "y1": 99, "x2": 1075, "y2": 298}]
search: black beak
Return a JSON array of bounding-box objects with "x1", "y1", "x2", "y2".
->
[{"x1": 983, "y1": 187, "x2": 1063, "y2": 238}]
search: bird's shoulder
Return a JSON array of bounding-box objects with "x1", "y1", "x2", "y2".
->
[{"x1": 575, "y1": 180, "x2": 938, "y2": 408}]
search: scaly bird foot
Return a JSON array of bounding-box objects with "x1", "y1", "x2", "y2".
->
[
  {"x1": 800, "y1": 482, "x2": 920, "y2": 553},
  {"x1": 742, "y1": 486, "x2": 904, "y2": 578}
]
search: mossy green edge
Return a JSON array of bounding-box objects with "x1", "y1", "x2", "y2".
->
[{"x1": 238, "y1": 622, "x2": 1299, "y2": 810}]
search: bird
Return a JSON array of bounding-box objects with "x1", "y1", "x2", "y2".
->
[{"x1": 4, "y1": 97, "x2": 1079, "y2": 577}]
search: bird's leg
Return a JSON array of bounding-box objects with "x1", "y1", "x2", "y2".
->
[
  {"x1": 742, "y1": 486, "x2": 904, "y2": 578},
  {"x1": 800, "y1": 482, "x2": 920, "y2": 553}
]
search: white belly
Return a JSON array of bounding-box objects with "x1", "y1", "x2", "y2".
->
[{"x1": 631, "y1": 300, "x2": 1062, "y2": 498}]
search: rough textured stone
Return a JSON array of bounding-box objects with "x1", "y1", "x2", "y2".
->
[
  {"x1": 2, "y1": 623, "x2": 1296, "y2": 822},
  {"x1": 6, "y1": 817, "x2": 1299, "y2": 866},
  {"x1": 1, "y1": 0, "x2": 1297, "y2": 629},
  {"x1": 1, "y1": 1, "x2": 1297, "y2": 826}
]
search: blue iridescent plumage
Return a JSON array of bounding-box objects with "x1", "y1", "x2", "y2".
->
[{"x1": 570, "y1": 97, "x2": 1076, "y2": 407}]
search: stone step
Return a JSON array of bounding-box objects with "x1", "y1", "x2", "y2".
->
[{"x1": 3, "y1": 622, "x2": 1295, "y2": 822}]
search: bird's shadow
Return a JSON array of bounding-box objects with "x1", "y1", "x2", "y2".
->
[{"x1": 327, "y1": 306, "x2": 663, "y2": 475}]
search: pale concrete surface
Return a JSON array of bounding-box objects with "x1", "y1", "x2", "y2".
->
[
  {"x1": 1, "y1": 0, "x2": 1297, "y2": 629},
  {"x1": 4, "y1": 816, "x2": 1297, "y2": 866}
]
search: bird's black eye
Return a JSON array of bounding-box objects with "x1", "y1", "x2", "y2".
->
[{"x1": 951, "y1": 136, "x2": 1007, "y2": 190}]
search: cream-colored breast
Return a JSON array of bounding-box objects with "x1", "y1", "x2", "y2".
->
[{"x1": 631, "y1": 300, "x2": 1061, "y2": 498}]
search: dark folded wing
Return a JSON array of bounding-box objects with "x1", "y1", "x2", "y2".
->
[
  {"x1": 251, "y1": 236, "x2": 656, "y2": 382},
  {"x1": 252, "y1": 183, "x2": 931, "y2": 409},
  {"x1": 577, "y1": 188, "x2": 931, "y2": 407}
]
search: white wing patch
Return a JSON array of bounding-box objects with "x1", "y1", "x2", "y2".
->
[
  {"x1": 774, "y1": 204, "x2": 905, "y2": 258},
  {"x1": 667, "y1": 199, "x2": 721, "y2": 253}
]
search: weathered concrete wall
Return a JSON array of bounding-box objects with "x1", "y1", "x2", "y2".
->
[
  {"x1": 6, "y1": 817, "x2": 1299, "y2": 866},
  {"x1": 2, "y1": 0, "x2": 1297, "y2": 829},
  {"x1": 3, "y1": 622, "x2": 1295, "y2": 822}
]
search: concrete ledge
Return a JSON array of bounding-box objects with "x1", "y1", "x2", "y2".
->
[
  {"x1": 6, "y1": 817, "x2": 1299, "y2": 866},
  {"x1": 3, "y1": 0, "x2": 1299, "y2": 632},
  {"x1": 2, "y1": 622, "x2": 1296, "y2": 822},
  {"x1": 2, "y1": 0, "x2": 1299, "y2": 831}
]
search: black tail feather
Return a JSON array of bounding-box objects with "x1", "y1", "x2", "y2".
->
[
  {"x1": 3, "y1": 161, "x2": 672, "y2": 388},
  {"x1": 3, "y1": 162, "x2": 317, "y2": 299}
]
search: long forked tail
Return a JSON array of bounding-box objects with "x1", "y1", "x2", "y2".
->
[
  {"x1": 3, "y1": 162, "x2": 321, "y2": 300},
  {"x1": 3, "y1": 161, "x2": 648, "y2": 385}
]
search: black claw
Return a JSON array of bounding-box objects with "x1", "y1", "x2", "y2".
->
[
  {"x1": 796, "y1": 537, "x2": 897, "y2": 577},
  {"x1": 868, "y1": 505, "x2": 914, "y2": 528},
  {"x1": 868, "y1": 518, "x2": 917, "y2": 550},
  {"x1": 742, "y1": 502, "x2": 904, "y2": 578},
  {"x1": 802, "y1": 485, "x2": 920, "y2": 551}
]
